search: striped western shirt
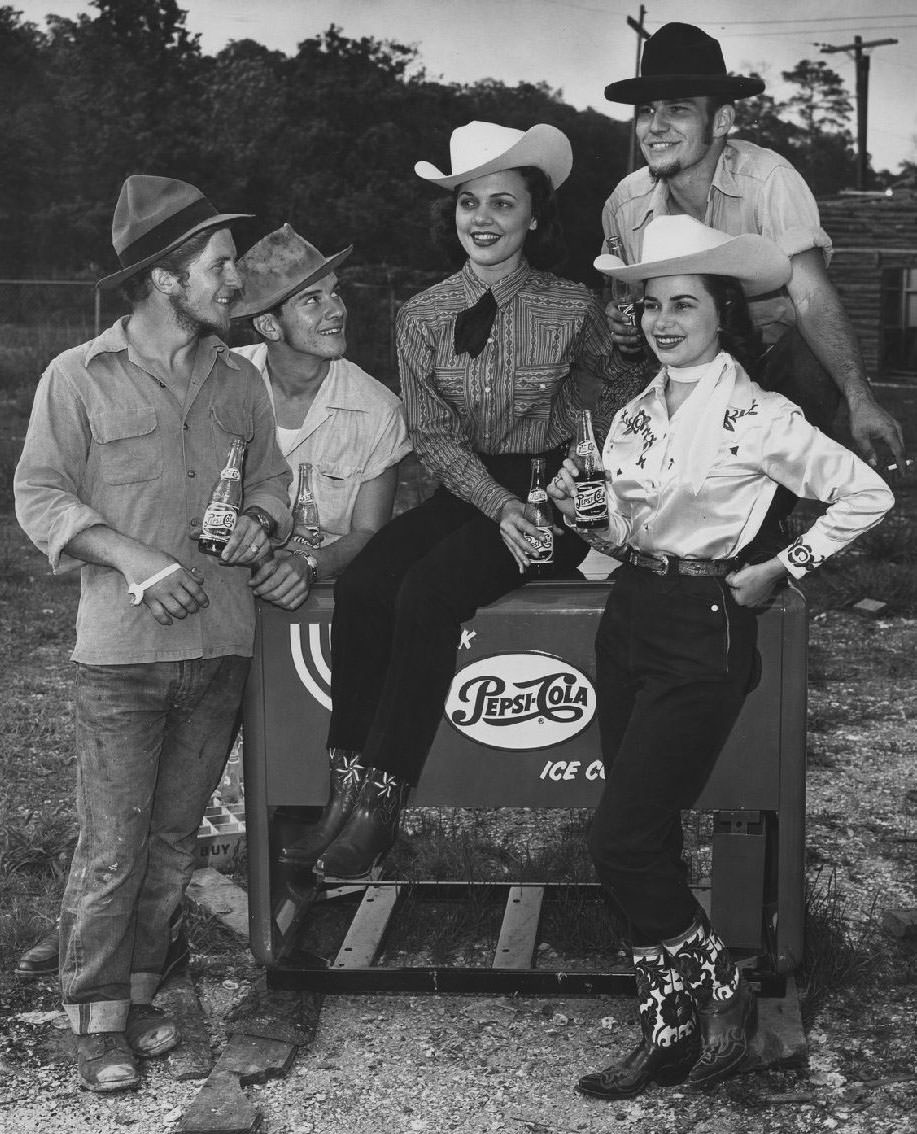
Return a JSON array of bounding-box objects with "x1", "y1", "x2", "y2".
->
[{"x1": 396, "y1": 259, "x2": 645, "y2": 521}]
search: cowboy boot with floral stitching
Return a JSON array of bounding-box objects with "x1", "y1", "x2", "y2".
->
[
  {"x1": 279, "y1": 748, "x2": 366, "y2": 869},
  {"x1": 663, "y1": 911, "x2": 757, "y2": 1087},
  {"x1": 315, "y1": 768, "x2": 410, "y2": 880},
  {"x1": 576, "y1": 944, "x2": 700, "y2": 1100}
]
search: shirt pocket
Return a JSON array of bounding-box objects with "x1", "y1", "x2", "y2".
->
[
  {"x1": 90, "y1": 407, "x2": 162, "y2": 485},
  {"x1": 314, "y1": 460, "x2": 360, "y2": 533},
  {"x1": 210, "y1": 403, "x2": 255, "y2": 450},
  {"x1": 513, "y1": 363, "x2": 568, "y2": 418}
]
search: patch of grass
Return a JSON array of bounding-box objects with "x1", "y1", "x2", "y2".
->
[{"x1": 799, "y1": 866, "x2": 885, "y2": 1026}]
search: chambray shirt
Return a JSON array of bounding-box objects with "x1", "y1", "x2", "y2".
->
[
  {"x1": 14, "y1": 317, "x2": 293, "y2": 664},
  {"x1": 599, "y1": 363, "x2": 893, "y2": 578},
  {"x1": 601, "y1": 139, "x2": 833, "y2": 345},
  {"x1": 233, "y1": 346, "x2": 411, "y2": 543},
  {"x1": 396, "y1": 260, "x2": 645, "y2": 522}
]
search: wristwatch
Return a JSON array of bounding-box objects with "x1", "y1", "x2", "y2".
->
[{"x1": 242, "y1": 506, "x2": 276, "y2": 536}]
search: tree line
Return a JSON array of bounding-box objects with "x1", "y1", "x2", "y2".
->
[{"x1": 0, "y1": 0, "x2": 898, "y2": 286}]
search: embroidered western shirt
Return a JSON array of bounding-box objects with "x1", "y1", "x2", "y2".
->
[
  {"x1": 601, "y1": 139, "x2": 833, "y2": 345},
  {"x1": 599, "y1": 363, "x2": 893, "y2": 578},
  {"x1": 14, "y1": 317, "x2": 293, "y2": 663},
  {"x1": 396, "y1": 259, "x2": 646, "y2": 522},
  {"x1": 233, "y1": 346, "x2": 411, "y2": 544}
]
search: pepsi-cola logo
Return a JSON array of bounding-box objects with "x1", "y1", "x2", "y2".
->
[{"x1": 445, "y1": 651, "x2": 596, "y2": 750}]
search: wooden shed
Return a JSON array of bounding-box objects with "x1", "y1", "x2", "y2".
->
[{"x1": 817, "y1": 190, "x2": 917, "y2": 381}]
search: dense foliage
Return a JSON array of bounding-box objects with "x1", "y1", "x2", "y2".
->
[{"x1": 0, "y1": 1, "x2": 893, "y2": 283}]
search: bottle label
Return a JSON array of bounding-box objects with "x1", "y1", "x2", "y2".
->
[
  {"x1": 574, "y1": 479, "x2": 607, "y2": 522},
  {"x1": 576, "y1": 440, "x2": 597, "y2": 457},
  {"x1": 525, "y1": 526, "x2": 554, "y2": 564},
  {"x1": 220, "y1": 466, "x2": 241, "y2": 481},
  {"x1": 527, "y1": 488, "x2": 548, "y2": 504},
  {"x1": 200, "y1": 502, "x2": 239, "y2": 542}
]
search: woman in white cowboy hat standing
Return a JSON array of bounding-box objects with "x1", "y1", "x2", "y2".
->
[
  {"x1": 280, "y1": 121, "x2": 642, "y2": 878},
  {"x1": 548, "y1": 214, "x2": 893, "y2": 1099}
]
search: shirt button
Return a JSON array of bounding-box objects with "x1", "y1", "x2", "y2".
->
[
  {"x1": 485, "y1": 386, "x2": 492, "y2": 393},
  {"x1": 187, "y1": 470, "x2": 196, "y2": 478},
  {"x1": 183, "y1": 423, "x2": 189, "y2": 431},
  {"x1": 711, "y1": 604, "x2": 720, "y2": 612},
  {"x1": 190, "y1": 518, "x2": 200, "y2": 529}
]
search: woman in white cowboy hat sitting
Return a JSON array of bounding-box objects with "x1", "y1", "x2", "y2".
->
[
  {"x1": 547, "y1": 214, "x2": 893, "y2": 1099},
  {"x1": 280, "y1": 120, "x2": 642, "y2": 879}
]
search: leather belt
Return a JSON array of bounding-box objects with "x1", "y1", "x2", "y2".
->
[{"x1": 620, "y1": 546, "x2": 739, "y2": 578}]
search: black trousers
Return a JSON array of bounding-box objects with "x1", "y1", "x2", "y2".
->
[
  {"x1": 587, "y1": 565, "x2": 759, "y2": 946},
  {"x1": 327, "y1": 452, "x2": 586, "y2": 783}
]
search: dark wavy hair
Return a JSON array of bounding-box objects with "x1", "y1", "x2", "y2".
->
[
  {"x1": 698, "y1": 274, "x2": 763, "y2": 377},
  {"x1": 120, "y1": 228, "x2": 220, "y2": 306},
  {"x1": 429, "y1": 166, "x2": 566, "y2": 271}
]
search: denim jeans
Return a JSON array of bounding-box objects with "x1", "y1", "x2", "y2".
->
[
  {"x1": 61, "y1": 655, "x2": 249, "y2": 1034},
  {"x1": 587, "y1": 566, "x2": 759, "y2": 946}
]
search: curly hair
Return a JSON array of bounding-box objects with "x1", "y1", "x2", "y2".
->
[
  {"x1": 429, "y1": 166, "x2": 566, "y2": 271},
  {"x1": 698, "y1": 274, "x2": 763, "y2": 377}
]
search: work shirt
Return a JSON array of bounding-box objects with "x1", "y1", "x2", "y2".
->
[
  {"x1": 14, "y1": 317, "x2": 292, "y2": 664},
  {"x1": 601, "y1": 139, "x2": 833, "y2": 345},
  {"x1": 596, "y1": 357, "x2": 893, "y2": 578},
  {"x1": 396, "y1": 259, "x2": 645, "y2": 522},
  {"x1": 233, "y1": 345, "x2": 411, "y2": 544}
]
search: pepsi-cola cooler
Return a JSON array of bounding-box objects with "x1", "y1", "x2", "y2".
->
[{"x1": 243, "y1": 578, "x2": 806, "y2": 981}]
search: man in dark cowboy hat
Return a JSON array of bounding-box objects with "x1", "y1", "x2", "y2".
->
[
  {"x1": 14, "y1": 175, "x2": 299, "y2": 1093},
  {"x1": 602, "y1": 21, "x2": 905, "y2": 469}
]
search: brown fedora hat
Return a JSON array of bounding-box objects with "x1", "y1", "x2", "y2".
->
[
  {"x1": 230, "y1": 224, "x2": 353, "y2": 320},
  {"x1": 604, "y1": 23, "x2": 765, "y2": 104},
  {"x1": 97, "y1": 174, "x2": 253, "y2": 290}
]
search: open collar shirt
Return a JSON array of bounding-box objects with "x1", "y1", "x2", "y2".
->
[
  {"x1": 14, "y1": 317, "x2": 292, "y2": 664},
  {"x1": 396, "y1": 259, "x2": 646, "y2": 521},
  {"x1": 233, "y1": 345, "x2": 411, "y2": 544},
  {"x1": 600, "y1": 362, "x2": 893, "y2": 577},
  {"x1": 601, "y1": 139, "x2": 833, "y2": 344}
]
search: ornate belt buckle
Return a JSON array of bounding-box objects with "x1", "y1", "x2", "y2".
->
[{"x1": 646, "y1": 551, "x2": 671, "y2": 575}]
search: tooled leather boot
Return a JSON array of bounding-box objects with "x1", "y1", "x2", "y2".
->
[
  {"x1": 279, "y1": 748, "x2": 366, "y2": 869},
  {"x1": 576, "y1": 944, "x2": 700, "y2": 1100},
  {"x1": 315, "y1": 768, "x2": 410, "y2": 880},
  {"x1": 663, "y1": 911, "x2": 757, "y2": 1088}
]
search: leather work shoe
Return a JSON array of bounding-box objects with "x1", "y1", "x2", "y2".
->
[
  {"x1": 577, "y1": 1028, "x2": 700, "y2": 1100},
  {"x1": 76, "y1": 1032, "x2": 139, "y2": 1093},
  {"x1": 125, "y1": 1004, "x2": 179, "y2": 1058},
  {"x1": 688, "y1": 977, "x2": 758, "y2": 1088},
  {"x1": 15, "y1": 927, "x2": 59, "y2": 979}
]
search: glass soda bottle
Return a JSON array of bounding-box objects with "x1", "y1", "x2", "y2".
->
[
  {"x1": 605, "y1": 233, "x2": 639, "y2": 329},
  {"x1": 291, "y1": 462, "x2": 322, "y2": 548},
  {"x1": 572, "y1": 409, "x2": 609, "y2": 529},
  {"x1": 523, "y1": 457, "x2": 554, "y2": 577},
  {"x1": 199, "y1": 439, "x2": 245, "y2": 556}
]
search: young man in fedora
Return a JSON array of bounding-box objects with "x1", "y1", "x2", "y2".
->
[
  {"x1": 601, "y1": 21, "x2": 905, "y2": 470},
  {"x1": 14, "y1": 174, "x2": 299, "y2": 1093},
  {"x1": 230, "y1": 223, "x2": 410, "y2": 598}
]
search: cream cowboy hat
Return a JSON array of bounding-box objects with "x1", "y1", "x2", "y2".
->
[
  {"x1": 593, "y1": 216, "x2": 792, "y2": 297},
  {"x1": 414, "y1": 121, "x2": 573, "y2": 191}
]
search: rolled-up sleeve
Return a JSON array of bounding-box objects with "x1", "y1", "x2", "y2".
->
[
  {"x1": 362, "y1": 403, "x2": 412, "y2": 482},
  {"x1": 14, "y1": 365, "x2": 109, "y2": 573},
  {"x1": 757, "y1": 165, "x2": 832, "y2": 265}
]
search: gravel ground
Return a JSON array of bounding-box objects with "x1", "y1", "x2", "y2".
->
[{"x1": 3, "y1": 610, "x2": 917, "y2": 1134}]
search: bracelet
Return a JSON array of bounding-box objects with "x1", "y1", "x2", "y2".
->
[
  {"x1": 288, "y1": 546, "x2": 318, "y2": 581},
  {"x1": 127, "y1": 562, "x2": 182, "y2": 606}
]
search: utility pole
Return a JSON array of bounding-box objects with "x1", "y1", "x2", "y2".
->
[
  {"x1": 819, "y1": 35, "x2": 897, "y2": 190},
  {"x1": 626, "y1": 6, "x2": 649, "y2": 173}
]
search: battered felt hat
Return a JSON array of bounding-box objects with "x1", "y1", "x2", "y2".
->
[
  {"x1": 593, "y1": 215, "x2": 791, "y2": 297},
  {"x1": 414, "y1": 121, "x2": 573, "y2": 191},
  {"x1": 604, "y1": 23, "x2": 766, "y2": 104},
  {"x1": 97, "y1": 174, "x2": 253, "y2": 290},
  {"x1": 231, "y1": 224, "x2": 353, "y2": 320}
]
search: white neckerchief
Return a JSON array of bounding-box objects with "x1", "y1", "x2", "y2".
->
[{"x1": 665, "y1": 351, "x2": 736, "y2": 495}]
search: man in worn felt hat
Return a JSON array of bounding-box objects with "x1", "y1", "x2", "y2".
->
[
  {"x1": 230, "y1": 223, "x2": 410, "y2": 608},
  {"x1": 601, "y1": 22, "x2": 905, "y2": 470},
  {"x1": 14, "y1": 174, "x2": 301, "y2": 1094}
]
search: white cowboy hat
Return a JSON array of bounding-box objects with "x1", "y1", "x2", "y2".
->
[
  {"x1": 414, "y1": 121, "x2": 573, "y2": 191},
  {"x1": 594, "y1": 215, "x2": 792, "y2": 297}
]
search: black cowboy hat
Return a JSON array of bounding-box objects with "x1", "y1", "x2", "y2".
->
[{"x1": 604, "y1": 23, "x2": 766, "y2": 105}]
